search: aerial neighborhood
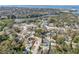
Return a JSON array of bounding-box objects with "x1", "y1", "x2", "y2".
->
[{"x1": 0, "y1": 6, "x2": 79, "y2": 54}]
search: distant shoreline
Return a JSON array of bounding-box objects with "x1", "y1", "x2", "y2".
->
[{"x1": 0, "y1": 5, "x2": 79, "y2": 9}]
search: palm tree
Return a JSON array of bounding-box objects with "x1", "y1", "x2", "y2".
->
[
  {"x1": 40, "y1": 31, "x2": 46, "y2": 43},
  {"x1": 47, "y1": 41, "x2": 51, "y2": 54}
]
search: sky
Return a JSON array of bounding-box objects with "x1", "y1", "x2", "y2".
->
[{"x1": 0, "y1": 0, "x2": 79, "y2": 5}]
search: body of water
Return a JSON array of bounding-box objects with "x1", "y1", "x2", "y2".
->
[{"x1": 1, "y1": 5, "x2": 79, "y2": 9}]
